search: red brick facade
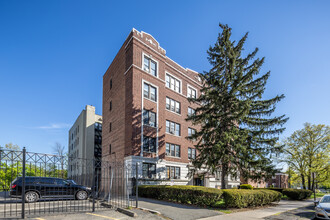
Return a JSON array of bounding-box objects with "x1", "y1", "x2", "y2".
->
[
  {"x1": 102, "y1": 29, "x2": 240, "y2": 188},
  {"x1": 268, "y1": 173, "x2": 289, "y2": 188}
]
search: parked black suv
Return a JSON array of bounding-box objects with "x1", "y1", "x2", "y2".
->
[{"x1": 10, "y1": 177, "x2": 91, "y2": 203}]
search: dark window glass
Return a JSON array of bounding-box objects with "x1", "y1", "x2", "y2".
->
[
  {"x1": 166, "y1": 120, "x2": 180, "y2": 136},
  {"x1": 143, "y1": 136, "x2": 156, "y2": 153},
  {"x1": 142, "y1": 163, "x2": 156, "y2": 178},
  {"x1": 166, "y1": 143, "x2": 180, "y2": 158},
  {"x1": 188, "y1": 147, "x2": 196, "y2": 159},
  {"x1": 143, "y1": 109, "x2": 156, "y2": 127}
]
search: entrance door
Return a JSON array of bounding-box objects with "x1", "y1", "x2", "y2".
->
[{"x1": 194, "y1": 177, "x2": 204, "y2": 186}]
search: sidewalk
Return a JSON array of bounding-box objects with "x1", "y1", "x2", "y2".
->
[
  {"x1": 198, "y1": 199, "x2": 314, "y2": 220},
  {"x1": 137, "y1": 197, "x2": 222, "y2": 220}
]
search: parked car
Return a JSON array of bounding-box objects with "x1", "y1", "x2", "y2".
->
[
  {"x1": 315, "y1": 194, "x2": 330, "y2": 219},
  {"x1": 10, "y1": 177, "x2": 91, "y2": 203}
]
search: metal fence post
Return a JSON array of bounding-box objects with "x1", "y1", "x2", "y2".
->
[
  {"x1": 21, "y1": 147, "x2": 26, "y2": 219},
  {"x1": 125, "y1": 163, "x2": 129, "y2": 208},
  {"x1": 92, "y1": 160, "x2": 95, "y2": 212},
  {"x1": 135, "y1": 162, "x2": 138, "y2": 208}
]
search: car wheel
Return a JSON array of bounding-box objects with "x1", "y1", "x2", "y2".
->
[
  {"x1": 25, "y1": 191, "x2": 39, "y2": 203},
  {"x1": 76, "y1": 190, "x2": 88, "y2": 200}
]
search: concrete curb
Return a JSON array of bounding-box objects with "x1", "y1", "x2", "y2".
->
[
  {"x1": 138, "y1": 207, "x2": 161, "y2": 215},
  {"x1": 117, "y1": 208, "x2": 137, "y2": 217}
]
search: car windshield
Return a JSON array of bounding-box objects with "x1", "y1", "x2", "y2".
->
[{"x1": 321, "y1": 196, "x2": 330, "y2": 203}]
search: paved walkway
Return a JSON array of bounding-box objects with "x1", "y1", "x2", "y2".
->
[
  {"x1": 198, "y1": 199, "x2": 314, "y2": 220},
  {"x1": 137, "y1": 197, "x2": 222, "y2": 220}
]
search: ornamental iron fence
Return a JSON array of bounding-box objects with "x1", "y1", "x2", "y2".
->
[{"x1": 0, "y1": 147, "x2": 132, "y2": 219}]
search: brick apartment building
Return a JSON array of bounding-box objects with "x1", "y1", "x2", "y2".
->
[
  {"x1": 102, "y1": 28, "x2": 240, "y2": 188},
  {"x1": 268, "y1": 173, "x2": 289, "y2": 188}
]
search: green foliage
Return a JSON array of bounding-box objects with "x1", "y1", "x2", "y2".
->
[
  {"x1": 222, "y1": 189, "x2": 281, "y2": 208},
  {"x1": 138, "y1": 185, "x2": 223, "y2": 207},
  {"x1": 280, "y1": 123, "x2": 330, "y2": 190},
  {"x1": 267, "y1": 187, "x2": 284, "y2": 193},
  {"x1": 240, "y1": 184, "x2": 253, "y2": 189},
  {"x1": 186, "y1": 24, "x2": 288, "y2": 188},
  {"x1": 282, "y1": 189, "x2": 312, "y2": 200},
  {"x1": 0, "y1": 144, "x2": 67, "y2": 191}
]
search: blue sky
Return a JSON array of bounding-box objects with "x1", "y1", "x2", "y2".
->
[{"x1": 0, "y1": 0, "x2": 329, "y2": 154}]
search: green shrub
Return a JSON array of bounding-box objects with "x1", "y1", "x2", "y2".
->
[
  {"x1": 138, "y1": 185, "x2": 223, "y2": 207},
  {"x1": 240, "y1": 184, "x2": 253, "y2": 190},
  {"x1": 267, "y1": 187, "x2": 284, "y2": 193},
  {"x1": 282, "y1": 189, "x2": 312, "y2": 200},
  {"x1": 223, "y1": 189, "x2": 282, "y2": 208}
]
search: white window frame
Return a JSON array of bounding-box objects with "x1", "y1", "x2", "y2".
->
[
  {"x1": 142, "y1": 52, "x2": 159, "y2": 78},
  {"x1": 166, "y1": 120, "x2": 181, "y2": 136},
  {"x1": 143, "y1": 82, "x2": 157, "y2": 102},
  {"x1": 188, "y1": 107, "x2": 195, "y2": 116},
  {"x1": 166, "y1": 97, "x2": 181, "y2": 115},
  {"x1": 188, "y1": 127, "x2": 196, "y2": 137},
  {"x1": 188, "y1": 147, "x2": 196, "y2": 160},
  {"x1": 166, "y1": 166, "x2": 181, "y2": 179},
  {"x1": 165, "y1": 143, "x2": 181, "y2": 158},
  {"x1": 187, "y1": 84, "x2": 198, "y2": 99},
  {"x1": 165, "y1": 72, "x2": 182, "y2": 94}
]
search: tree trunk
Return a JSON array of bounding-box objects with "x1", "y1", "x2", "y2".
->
[
  {"x1": 308, "y1": 174, "x2": 311, "y2": 190},
  {"x1": 221, "y1": 163, "x2": 228, "y2": 189},
  {"x1": 301, "y1": 174, "x2": 306, "y2": 189}
]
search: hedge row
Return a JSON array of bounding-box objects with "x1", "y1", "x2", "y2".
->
[
  {"x1": 223, "y1": 189, "x2": 282, "y2": 208},
  {"x1": 267, "y1": 187, "x2": 284, "y2": 193},
  {"x1": 240, "y1": 184, "x2": 253, "y2": 189},
  {"x1": 282, "y1": 189, "x2": 312, "y2": 200},
  {"x1": 138, "y1": 185, "x2": 223, "y2": 207}
]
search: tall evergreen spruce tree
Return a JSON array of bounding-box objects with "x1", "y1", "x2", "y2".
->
[{"x1": 187, "y1": 24, "x2": 288, "y2": 189}]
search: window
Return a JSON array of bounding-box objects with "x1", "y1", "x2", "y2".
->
[
  {"x1": 165, "y1": 74, "x2": 181, "y2": 93},
  {"x1": 110, "y1": 79, "x2": 112, "y2": 90},
  {"x1": 143, "y1": 83, "x2": 157, "y2": 101},
  {"x1": 166, "y1": 120, "x2": 180, "y2": 136},
  {"x1": 95, "y1": 135, "x2": 102, "y2": 144},
  {"x1": 188, "y1": 127, "x2": 196, "y2": 137},
  {"x1": 187, "y1": 86, "x2": 197, "y2": 98},
  {"x1": 166, "y1": 97, "x2": 181, "y2": 114},
  {"x1": 110, "y1": 101, "x2": 112, "y2": 111},
  {"x1": 109, "y1": 144, "x2": 112, "y2": 154},
  {"x1": 95, "y1": 122, "x2": 102, "y2": 131},
  {"x1": 143, "y1": 109, "x2": 156, "y2": 127},
  {"x1": 142, "y1": 163, "x2": 156, "y2": 178},
  {"x1": 165, "y1": 143, "x2": 180, "y2": 157},
  {"x1": 143, "y1": 56, "x2": 157, "y2": 77},
  {"x1": 55, "y1": 179, "x2": 67, "y2": 185},
  {"x1": 188, "y1": 147, "x2": 196, "y2": 159},
  {"x1": 143, "y1": 136, "x2": 156, "y2": 153},
  {"x1": 109, "y1": 123, "x2": 112, "y2": 132},
  {"x1": 166, "y1": 166, "x2": 180, "y2": 179},
  {"x1": 188, "y1": 107, "x2": 195, "y2": 116}
]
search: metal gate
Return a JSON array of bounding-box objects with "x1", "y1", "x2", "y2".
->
[{"x1": 0, "y1": 148, "x2": 132, "y2": 219}]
